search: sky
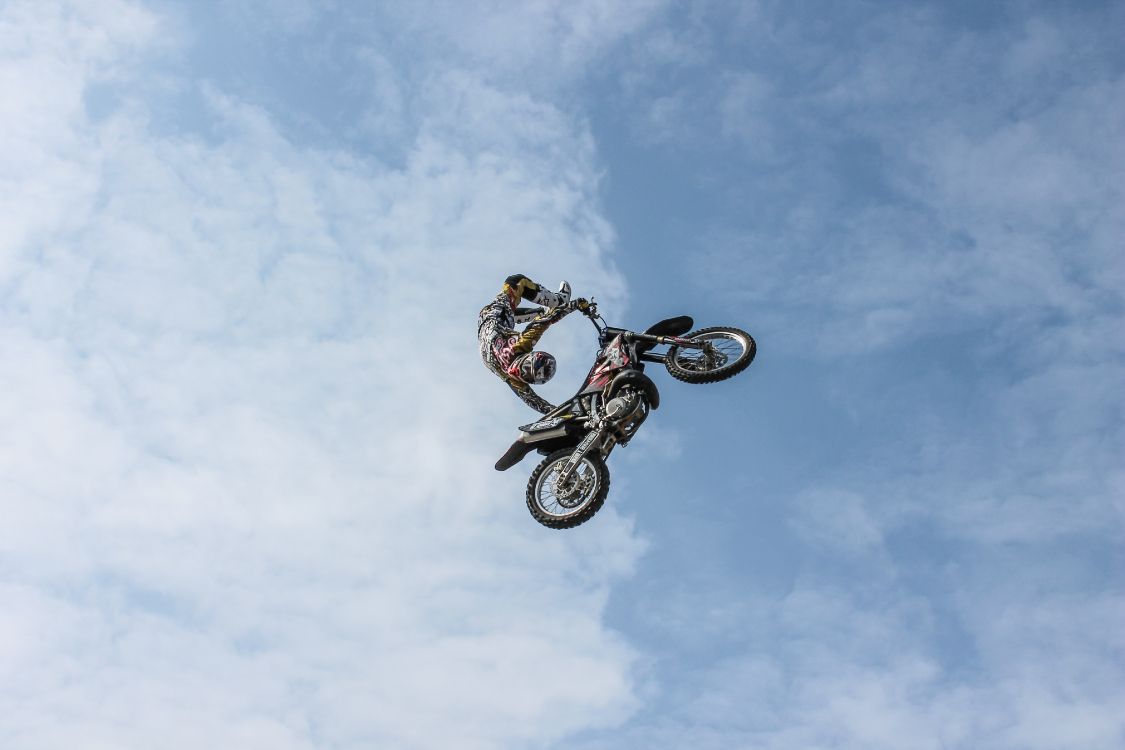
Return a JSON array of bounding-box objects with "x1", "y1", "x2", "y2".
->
[{"x1": 0, "y1": 1, "x2": 1122, "y2": 748}]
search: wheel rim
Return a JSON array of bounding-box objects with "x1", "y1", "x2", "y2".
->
[
  {"x1": 534, "y1": 456, "x2": 600, "y2": 518},
  {"x1": 673, "y1": 331, "x2": 750, "y2": 374}
]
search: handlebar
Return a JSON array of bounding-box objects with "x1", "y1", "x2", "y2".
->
[{"x1": 573, "y1": 298, "x2": 606, "y2": 334}]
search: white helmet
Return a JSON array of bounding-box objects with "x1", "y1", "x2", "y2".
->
[{"x1": 516, "y1": 350, "x2": 557, "y2": 385}]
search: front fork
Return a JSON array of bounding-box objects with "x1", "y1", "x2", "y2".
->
[
  {"x1": 555, "y1": 427, "x2": 607, "y2": 487},
  {"x1": 555, "y1": 393, "x2": 617, "y2": 486},
  {"x1": 555, "y1": 336, "x2": 705, "y2": 486}
]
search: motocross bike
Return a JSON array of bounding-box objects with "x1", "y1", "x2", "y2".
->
[{"x1": 495, "y1": 301, "x2": 755, "y2": 529}]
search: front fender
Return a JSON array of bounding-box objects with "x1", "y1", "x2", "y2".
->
[{"x1": 606, "y1": 370, "x2": 660, "y2": 410}]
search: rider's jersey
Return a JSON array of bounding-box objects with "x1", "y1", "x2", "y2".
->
[{"x1": 478, "y1": 279, "x2": 569, "y2": 414}]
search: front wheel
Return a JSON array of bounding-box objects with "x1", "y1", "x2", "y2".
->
[
  {"x1": 665, "y1": 327, "x2": 756, "y2": 384},
  {"x1": 526, "y1": 448, "x2": 610, "y2": 530}
]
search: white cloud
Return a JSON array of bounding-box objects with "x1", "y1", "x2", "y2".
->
[
  {"x1": 6, "y1": 2, "x2": 1122, "y2": 748},
  {"x1": 574, "y1": 569, "x2": 1125, "y2": 750},
  {"x1": 379, "y1": 0, "x2": 669, "y2": 88},
  {"x1": 0, "y1": 2, "x2": 649, "y2": 748},
  {"x1": 718, "y1": 70, "x2": 779, "y2": 160},
  {"x1": 792, "y1": 488, "x2": 886, "y2": 556},
  {"x1": 565, "y1": 5, "x2": 1125, "y2": 749},
  {"x1": 613, "y1": 4, "x2": 1123, "y2": 358}
]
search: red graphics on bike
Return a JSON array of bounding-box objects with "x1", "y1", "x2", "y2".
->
[
  {"x1": 585, "y1": 334, "x2": 631, "y2": 389},
  {"x1": 496, "y1": 303, "x2": 755, "y2": 531}
]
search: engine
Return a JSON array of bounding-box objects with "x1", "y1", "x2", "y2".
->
[{"x1": 602, "y1": 387, "x2": 648, "y2": 443}]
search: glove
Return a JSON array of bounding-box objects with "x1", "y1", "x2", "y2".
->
[{"x1": 572, "y1": 298, "x2": 591, "y2": 312}]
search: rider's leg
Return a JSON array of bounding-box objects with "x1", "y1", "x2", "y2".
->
[{"x1": 505, "y1": 274, "x2": 570, "y2": 310}]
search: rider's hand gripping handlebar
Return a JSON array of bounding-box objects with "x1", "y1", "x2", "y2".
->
[{"x1": 571, "y1": 297, "x2": 596, "y2": 315}]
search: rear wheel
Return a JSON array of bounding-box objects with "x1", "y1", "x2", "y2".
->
[
  {"x1": 526, "y1": 448, "x2": 610, "y2": 530},
  {"x1": 665, "y1": 327, "x2": 756, "y2": 384}
]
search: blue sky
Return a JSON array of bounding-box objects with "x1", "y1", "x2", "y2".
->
[{"x1": 1, "y1": 1, "x2": 1122, "y2": 748}]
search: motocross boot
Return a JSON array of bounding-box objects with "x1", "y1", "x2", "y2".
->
[{"x1": 532, "y1": 280, "x2": 571, "y2": 310}]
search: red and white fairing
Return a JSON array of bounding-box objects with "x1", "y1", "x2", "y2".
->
[{"x1": 585, "y1": 334, "x2": 631, "y2": 389}]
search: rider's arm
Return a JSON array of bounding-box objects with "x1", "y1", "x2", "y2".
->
[
  {"x1": 511, "y1": 305, "x2": 573, "y2": 355},
  {"x1": 506, "y1": 378, "x2": 556, "y2": 415}
]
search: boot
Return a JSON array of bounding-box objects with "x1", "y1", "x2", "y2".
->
[{"x1": 533, "y1": 280, "x2": 571, "y2": 310}]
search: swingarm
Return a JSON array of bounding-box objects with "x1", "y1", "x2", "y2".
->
[
  {"x1": 629, "y1": 331, "x2": 710, "y2": 364},
  {"x1": 630, "y1": 331, "x2": 699, "y2": 348}
]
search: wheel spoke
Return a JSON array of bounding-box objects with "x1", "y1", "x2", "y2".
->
[
  {"x1": 527, "y1": 449, "x2": 610, "y2": 529},
  {"x1": 535, "y1": 457, "x2": 598, "y2": 517},
  {"x1": 674, "y1": 332, "x2": 747, "y2": 373}
]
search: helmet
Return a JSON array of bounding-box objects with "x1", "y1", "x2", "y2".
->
[{"x1": 516, "y1": 350, "x2": 557, "y2": 385}]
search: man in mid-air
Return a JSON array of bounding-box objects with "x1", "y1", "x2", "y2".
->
[{"x1": 477, "y1": 274, "x2": 587, "y2": 414}]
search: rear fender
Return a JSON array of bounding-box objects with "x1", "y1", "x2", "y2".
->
[
  {"x1": 495, "y1": 439, "x2": 535, "y2": 471},
  {"x1": 495, "y1": 419, "x2": 583, "y2": 471}
]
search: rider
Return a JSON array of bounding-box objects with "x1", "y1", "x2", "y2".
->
[{"x1": 478, "y1": 274, "x2": 586, "y2": 414}]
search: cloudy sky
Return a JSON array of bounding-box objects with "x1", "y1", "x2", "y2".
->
[{"x1": 1, "y1": 1, "x2": 1122, "y2": 748}]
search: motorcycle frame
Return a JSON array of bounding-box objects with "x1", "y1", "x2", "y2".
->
[
  {"x1": 494, "y1": 303, "x2": 703, "y2": 473},
  {"x1": 585, "y1": 310, "x2": 706, "y2": 356}
]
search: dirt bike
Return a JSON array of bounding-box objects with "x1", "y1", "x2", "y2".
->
[{"x1": 495, "y1": 300, "x2": 755, "y2": 529}]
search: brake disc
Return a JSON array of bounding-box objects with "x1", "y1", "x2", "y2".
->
[{"x1": 553, "y1": 471, "x2": 589, "y2": 507}]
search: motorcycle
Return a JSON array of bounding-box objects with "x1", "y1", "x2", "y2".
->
[{"x1": 495, "y1": 300, "x2": 755, "y2": 529}]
